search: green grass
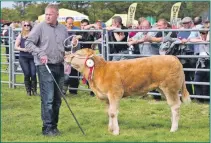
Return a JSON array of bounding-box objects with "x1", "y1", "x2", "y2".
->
[{"x1": 1, "y1": 84, "x2": 209, "y2": 142}]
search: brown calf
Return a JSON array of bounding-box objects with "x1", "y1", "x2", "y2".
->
[{"x1": 64, "y1": 48, "x2": 191, "y2": 135}]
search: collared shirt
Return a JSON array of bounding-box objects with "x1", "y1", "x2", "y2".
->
[
  {"x1": 132, "y1": 31, "x2": 159, "y2": 55},
  {"x1": 188, "y1": 25, "x2": 202, "y2": 54},
  {"x1": 25, "y1": 21, "x2": 69, "y2": 65}
]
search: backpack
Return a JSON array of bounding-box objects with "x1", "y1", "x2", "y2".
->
[{"x1": 159, "y1": 32, "x2": 174, "y2": 55}]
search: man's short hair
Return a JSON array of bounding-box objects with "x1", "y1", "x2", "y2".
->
[
  {"x1": 112, "y1": 16, "x2": 122, "y2": 24},
  {"x1": 157, "y1": 18, "x2": 168, "y2": 25},
  {"x1": 65, "y1": 17, "x2": 74, "y2": 22},
  {"x1": 193, "y1": 16, "x2": 202, "y2": 25},
  {"x1": 81, "y1": 19, "x2": 89, "y2": 25},
  {"x1": 138, "y1": 17, "x2": 146, "y2": 25},
  {"x1": 140, "y1": 19, "x2": 151, "y2": 27},
  {"x1": 45, "y1": 4, "x2": 59, "y2": 12}
]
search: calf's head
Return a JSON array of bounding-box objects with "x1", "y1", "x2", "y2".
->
[{"x1": 64, "y1": 48, "x2": 95, "y2": 72}]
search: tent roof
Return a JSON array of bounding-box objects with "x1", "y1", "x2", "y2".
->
[
  {"x1": 38, "y1": 8, "x2": 89, "y2": 22},
  {"x1": 105, "y1": 14, "x2": 138, "y2": 26}
]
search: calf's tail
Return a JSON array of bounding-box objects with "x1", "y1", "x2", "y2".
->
[{"x1": 181, "y1": 74, "x2": 191, "y2": 103}]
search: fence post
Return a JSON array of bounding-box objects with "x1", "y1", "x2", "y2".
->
[
  {"x1": 100, "y1": 29, "x2": 104, "y2": 59},
  {"x1": 8, "y1": 27, "x2": 13, "y2": 88},
  {"x1": 11, "y1": 28, "x2": 15, "y2": 88},
  {"x1": 105, "y1": 29, "x2": 110, "y2": 61}
]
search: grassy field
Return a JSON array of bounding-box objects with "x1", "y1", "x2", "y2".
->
[{"x1": 1, "y1": 84, "x2": 210, "y2": 142}]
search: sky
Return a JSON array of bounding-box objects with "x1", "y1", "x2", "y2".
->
[{"x1": 1, "y1": 1, "x2": 14, "y2": 8}]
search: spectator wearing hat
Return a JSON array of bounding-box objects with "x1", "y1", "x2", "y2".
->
[{"x1": 189, "y1": 27, "x2": 209, "y2": 101}]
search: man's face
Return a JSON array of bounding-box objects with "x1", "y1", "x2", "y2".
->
[
  {"x1": 182, "y1": 22, "x2": 192, "y2": 29},
  {"x1": 141, "y1": 22, "x2": 150, "y2": 30},
  {"x1": 80, "y1": 22, "x2": 88, "y2": 30},
  {"x1": 96, "y1": 21, "x2": 102, "y2": 29},
  {"x1": 156, "y1": 21, "x2": 167, "y2": 29},
  {"x1": 66, "y1": 18, "x2": 74, "y2": 29},
  {"x1": 45, "y1": 8, "x2": 58, "y2": 25}
]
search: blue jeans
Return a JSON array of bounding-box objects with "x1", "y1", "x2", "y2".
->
[
  {"x1": 37, "y1": 64, "x2": 64, "y2": 129},
  {"x1": 19, "y1": 56, "x2": 36, "y2": 81}
]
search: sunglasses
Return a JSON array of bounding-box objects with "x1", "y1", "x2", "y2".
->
[
  {"x1": 182, "y1": 22, "x2": 190, "y2": 25},
  {"x1": 24, "y1": 24, "x2": 30, "y2": 27},
  {"x1": 200, "y1": 32, "x2": 208, "y2": 35}
]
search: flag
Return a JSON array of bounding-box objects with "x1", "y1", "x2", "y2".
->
[
  {"x1": 170, "y1": 2, "x2": 182, "y2": 24},
  {"x1": 126, "y1": 3, "x2": 137, "y2": 27}
]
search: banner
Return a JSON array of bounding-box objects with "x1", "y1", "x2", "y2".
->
[
  {"x1": 126, "y1": 3, "x2": 137, "y2": 27},
  {"x1": 170, "y1": 2, "x2": 182, "y2": 24}
]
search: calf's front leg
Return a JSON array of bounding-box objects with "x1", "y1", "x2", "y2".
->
[{"x1": 108, "y1": 94, "x2": 121, "y2": 135}]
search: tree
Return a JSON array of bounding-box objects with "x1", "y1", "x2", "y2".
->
[
  {"x1": 1, "y1": 8, "x2": 22, "y2": 21},
  {"x1": 1, "y1": 1, "x2": 209, "y2": 23},
  {"x1": 12, "y1": 1, "x2": 33, "y2": 17}
]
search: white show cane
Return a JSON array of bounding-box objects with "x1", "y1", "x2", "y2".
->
[{"x1": 44, "y1": 63, "x2": 85, "y2": 135}]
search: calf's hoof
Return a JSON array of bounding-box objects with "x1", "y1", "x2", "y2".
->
[
  {"x1": 108, "y1": 126, "x2": 113, "y2": 132},
  {"x1": 112, "y1": 130, "x2": 119, "y2": 135},
  {"x1": 170, "y1": 127, "x2": 178, "y2": 132}
]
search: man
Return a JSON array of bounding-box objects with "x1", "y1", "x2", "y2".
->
[
  {"x1": 106, "y1": 16, "x2": 128, "y2": 61},
  {"x1": 192, "y1": 16, "x2": 203, "y2": 55},
  {"x1": 128, "y1": 17, "x2": 146, "y2": 38},
  {"x1": 69, "y1": 19, "x2": 95, "y2": 96},
  {"x1": 78, "y1": 19, "x2": 95, "y2": 49},
  {"x1": 65, "y1": 17, "x2": 80, "y2": 35},
  {"x1": 145, "y1": 19, "x2": 177, "y2": 43},
  {"x1": 193, "y1": 16, "x2": 203, "y2": 29},
  {"x1": 25, "y1": 4, "x2": 69, "y2": 136},
  {"x1": 179, "y1": 17, "x2": 201, "y2": 95},
  {"x1": 128, "y1": 20, "x2": 157, "y2": 55},
  {"x1": 63, "y1": 17, "x2": 80, "y2": 96},
  {"x1": 189, "y1": 27, "x2": 209, "y2": 101},
  {"x1": 83, "y1": 20, "x2": 104, "y2": 53}
]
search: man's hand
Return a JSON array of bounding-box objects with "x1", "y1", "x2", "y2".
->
[
  {"x1": 127, "y1": 41, "x2": 135, "y2": 46},
  {"x1": 71, "y1": 36, "x2": 78, "y2": 46},
  {"x1": 181, "y1": 38, "x2": 188, "y2": 44},
  {"x1": 40, "y1": 55, "x2": 48, "y2": 64},
  {"x1": 75, "y1": 35, "x2": 82, "y2": 39},
  {"x1": 22, "y1": 48, "x2": 28, "y2": 52},
  {"x1": 144, "y1": 35, "x2": 152, "y2": 42}
]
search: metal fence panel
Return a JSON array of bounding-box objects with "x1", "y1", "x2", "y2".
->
[{"x1": 2, "y1": 28, "x2": 210, "y2": 99}]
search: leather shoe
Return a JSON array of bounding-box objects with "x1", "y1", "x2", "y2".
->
[
  {"x1": 42, "y1": 127, "x2": 60, "y2": 136},
  {"x1": 52, "y1": 128, "x2": 61, "y2": 135}
]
